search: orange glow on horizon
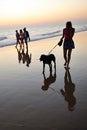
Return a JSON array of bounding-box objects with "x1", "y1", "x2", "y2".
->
[{"x1": 0, "y1": 0, "x2": 87, "y2": 27}]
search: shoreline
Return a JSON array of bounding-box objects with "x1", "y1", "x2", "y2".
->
[{"x1": 0, "y1": 30, "x2": 87, "y2": 49}]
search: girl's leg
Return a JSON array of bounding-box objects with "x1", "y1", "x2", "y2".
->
[
  {"x1": 63, "y1": 49, "x2": 67, "y2": 66},
  {"x1": 67, "y1": 49, "x2": 72, "y2": 68}
]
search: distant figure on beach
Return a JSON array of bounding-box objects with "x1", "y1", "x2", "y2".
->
[
  {"x1": 23, "y1": 27, "x2": 30, "y2": 47},
  {"x1": 61, "y1": 21, "x2": 75, "y2": 69},
  {"x1": 15, "y1": 30, "x2": 20, "y2": 47},
  {"x1": 19, "y1": 29, "x2": 24, "y2": 48},
  {"x1": 60, "y1": 69, "x2": 76, "y2": 111}
]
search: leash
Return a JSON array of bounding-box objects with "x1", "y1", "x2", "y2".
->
[
  {"x1": 48, "y1": 39, "x2": 63, "y2": 55},
  {"x1": 48, "y1": 43, "x2": 58, "y2": 55}
]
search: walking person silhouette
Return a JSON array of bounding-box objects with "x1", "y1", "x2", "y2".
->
[
  {"x1": 23, "y1": 27, "x2": 30, "y2": 48},
  {"x1": 60, "y1": 21, "x2": 75, "y2": 69}
]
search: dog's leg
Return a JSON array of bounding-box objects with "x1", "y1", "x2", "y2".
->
[
  {"x1": 54, "y1": 61, "x2": 56, "y2": 73},
  {"x1": 53, "y1": 58, "x2": 56, "y2": 68},
  {"x1": 43, "y1": 72, "x2": 46, "y2": 80},
  {"x1": 43, "y1": 63, "x2": 45, "y2": 74},
  {"x1": 49, "y1": 64, "x2": 52, "y2": 72}
]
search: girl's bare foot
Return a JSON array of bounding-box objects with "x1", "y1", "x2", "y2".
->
[
  {"x1": 64, "y1": 62, "x2": 67, "y2": 66},
  {"x1": 67, "y1": 63, "x2": 70, "y2": 69}
]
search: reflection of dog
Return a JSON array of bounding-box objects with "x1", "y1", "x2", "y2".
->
[
  {"x1": 40, "y1": 54, "x2": 56, "y2": 73},
  {"x1": 42, "y1": 71, "x2": 56, "y2": 91}
]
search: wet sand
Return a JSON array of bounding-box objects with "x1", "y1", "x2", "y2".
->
[{"x1": 0, "y1": 31, "x2": 87, "y2": 130}]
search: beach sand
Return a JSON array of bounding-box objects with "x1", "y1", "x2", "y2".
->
[{"x1": 0, "y1": 31, "x2": 87, "y2": 130}]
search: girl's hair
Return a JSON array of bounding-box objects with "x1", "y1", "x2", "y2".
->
[{"x1": 66, "y1": 21, "x2": 72, "y2": 29}]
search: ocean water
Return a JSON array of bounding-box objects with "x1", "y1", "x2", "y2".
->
[{"x1": 0, "y1": 22, "x2": 87, "y2": 48}]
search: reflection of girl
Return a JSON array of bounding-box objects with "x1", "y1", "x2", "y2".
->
[
  {"x1": 60, "y1": 69, "x2": 76, "y2": 111},
  {"x1": 61, "y1": 21, "x2": 75, "y2": 69}
]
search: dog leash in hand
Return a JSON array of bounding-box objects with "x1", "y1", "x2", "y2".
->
[
  {"x1": 48, "y1": 44, "x2": 58, "y2": 55},
  {"x1": 48, "y1": 39, "x2": 63, "y2": 55}
]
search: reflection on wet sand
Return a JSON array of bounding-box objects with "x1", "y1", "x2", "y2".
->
[
  {"x1": 60, "y1": 68, "x2": 76, "y2": 111},
  {"x1": 16, "y1": 46, "x2": 32, "y2": 67},
  {"x1": 41, "y1": 65, "x2": 56, "y2": 91}
]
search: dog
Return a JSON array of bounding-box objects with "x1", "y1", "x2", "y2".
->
[{"x1": 40, "y1": 54, "x2": 56, "y2": 73}]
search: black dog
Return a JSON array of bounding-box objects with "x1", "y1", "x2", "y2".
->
[{"x1": 40, "y1": 54, "x2": 56, "y2": 73}]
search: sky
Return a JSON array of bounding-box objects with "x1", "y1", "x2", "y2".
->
[{"x1": 0, "y1": 0, "x2": 87, "y2": 27}]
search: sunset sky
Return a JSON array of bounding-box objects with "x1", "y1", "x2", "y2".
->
[{"x1": 0, "y1": 0, "x2": 87, "y2": 27}]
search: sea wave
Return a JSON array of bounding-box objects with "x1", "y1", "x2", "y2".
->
[
  {"x1": 0, "y1": 36, "x2": 7, "y2": 41},
  {"x1": 0, "y1": 23, "x2": 87, "y2": 48},
  {"x1": 30, "y1": 30, "x2": 62, "y2": 42},
  {"x1": 75, "y1": 25, "x2": 87, "y2": 33},
  {"x1": 41, "y1": 30, "x2": 61, "y2": 36}
]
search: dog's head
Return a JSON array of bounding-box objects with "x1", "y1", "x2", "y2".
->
[{"x1": 40, "y1": 55, "x2": 46, "y2": 61}]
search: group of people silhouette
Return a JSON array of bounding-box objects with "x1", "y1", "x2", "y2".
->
[{"x1": 15, "y1": 27, "x2": 30, "y2": 48}]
